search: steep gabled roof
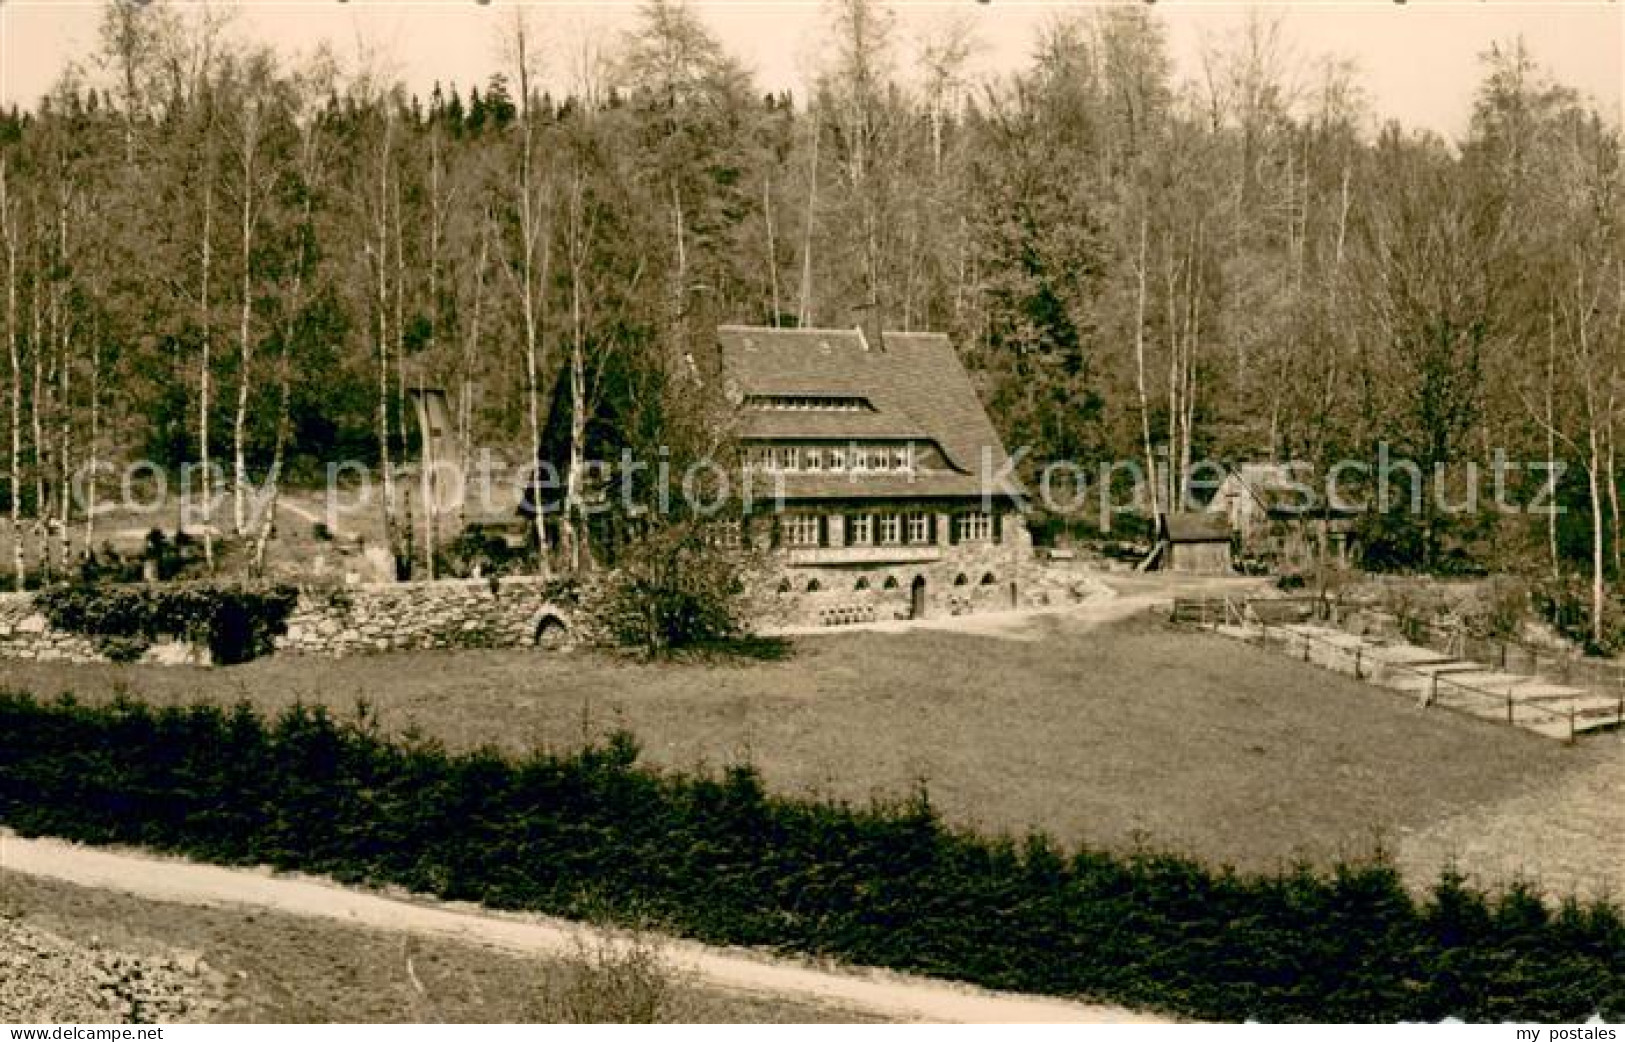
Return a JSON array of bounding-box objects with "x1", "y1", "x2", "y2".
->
[{"x1": 717, "y1": 326, "x2": 1009, "y2": 477}]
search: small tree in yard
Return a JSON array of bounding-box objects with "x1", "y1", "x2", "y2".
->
[{"x1": 592, "y1": 520, "x2": 751, "y2": 654}]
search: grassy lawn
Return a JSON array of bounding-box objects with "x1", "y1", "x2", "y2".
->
[{"x1": 4, "y1": 608, "x2": 1601, "y2": 882}]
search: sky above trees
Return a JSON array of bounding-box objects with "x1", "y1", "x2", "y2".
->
[{"x1": 2, "y1": 0, "x2": 1620, "y2": 138}]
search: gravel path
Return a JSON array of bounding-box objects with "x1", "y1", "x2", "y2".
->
[{"x1": 1, "y1": 833, "x2": 1163, "y2": 1025}]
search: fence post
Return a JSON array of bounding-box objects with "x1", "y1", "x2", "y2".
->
[
  {"x1": 1354, "y1": 646, "x2": 1363, "y2": 680},
  {"x1": 1507, "y1": 688, "x2": 1515, "y2": 726},
  {"x1": 1569, "y1": 705, "x2": 1576, "y2": 745},
  {"x1": 1428, "y1": 672, "x2": 1438, "y2": 708}
]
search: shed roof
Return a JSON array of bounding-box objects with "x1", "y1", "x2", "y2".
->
[{"x1": 1164, "y1": 512, "x2": 1233, "y2": 543}]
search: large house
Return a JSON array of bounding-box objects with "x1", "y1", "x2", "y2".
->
[{"x1": 717, "y1": 325, "x2": 1031, "y2": 625}]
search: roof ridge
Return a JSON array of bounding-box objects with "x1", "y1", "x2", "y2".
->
[
  {"x1": 719, "y1": 325, "x2": 948, "y2": 338},
  {"x1": 718, "y1": 324, "x2": 863, "y2": 336}
]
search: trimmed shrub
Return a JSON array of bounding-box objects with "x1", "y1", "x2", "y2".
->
[
  {"x1": 0, "y1": 692, "x2": 1619, "y2": 1022},
  {"x1": 585, "y1": 523, "x2": 752, "y2": 654}
]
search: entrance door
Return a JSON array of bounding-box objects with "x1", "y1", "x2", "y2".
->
[{"x1": 910, "y1": 576, "x2": 927, "y2": 620}]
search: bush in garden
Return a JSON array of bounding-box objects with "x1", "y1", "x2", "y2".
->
[
  {"x1": 35, "y1": 582, "x2": 300, "y2": 664},
  {"x1": 585, "y1": 522, "x2": 753, "y2": 654}
]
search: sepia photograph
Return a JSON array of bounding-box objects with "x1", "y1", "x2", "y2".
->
[{"x1": 0, "y1": 0, "x2": 1621, "y2": 1028}]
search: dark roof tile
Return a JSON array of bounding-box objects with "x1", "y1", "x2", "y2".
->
[
  {"x1": 1164, "y1": 512, "x2": 1233, "y2": 543},
  {"x1": 719, "y1": 325, "x2": 1009, "y2": 477}
]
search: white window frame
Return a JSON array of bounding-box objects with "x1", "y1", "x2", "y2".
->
[
  {"x1": 879, "y1": 514, "x2": 902, "y2": 545},
  {"x1": 774, "y1": 446, "x2": 801, "y2": 472},
  {"x1": 906, "y1": 512, "x2": 930, "y2": 545},
  {"x1": 848, "y1": 515, "x2": 873, "y2": 546},
  {"x1": 714, "y1": 520, "x2": 743, "y2": 548},
  {"x1": 803, "y1": 446, "x2": 824, "y2": 472},
  {"x1": 957, "y1": 512, "x2": 992, "y2": 542},
  {"x1": 784, "y1": 514, "x2": 821, "y2": 547}
]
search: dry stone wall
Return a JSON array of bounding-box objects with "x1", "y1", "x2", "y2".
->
[
  {"x1": 276, "y1": 578, "x2": 573, "y2": 656},
  {"x1": 0, "y1": 579, "x2": 575, "y2": 666},
  {"x1": 0, "y1": 594, "x2": 103, "y2": 664}
]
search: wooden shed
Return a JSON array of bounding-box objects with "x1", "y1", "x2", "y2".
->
[{"x1": 1161, "y1": 513, "x2": 1234, "y2": 575}]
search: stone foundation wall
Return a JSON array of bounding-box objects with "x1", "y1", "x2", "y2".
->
[
  {"x1": 0, "y1": 535, "x2": 1099, "y2": 664},
  {"x1": 749, "y1": 524, "x2": 1084, "y2": 629},
  {"x1": 0, "y1": 593, "x2": 104, "y2": 663},
  {"x1": 275, "y1": 578, "x2": 573, "y2": 656},
  {"x1": 0, "y1": 578, "x2": 576, "y2": 666}
]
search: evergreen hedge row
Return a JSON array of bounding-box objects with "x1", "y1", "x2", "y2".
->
[{"x1": 0, "y1": 690, "x2": 1619, "y2": 1023}]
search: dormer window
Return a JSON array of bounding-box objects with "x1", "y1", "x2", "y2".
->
[{"x1": 744, "y1": 395, "x2": 871, "y2": 412}]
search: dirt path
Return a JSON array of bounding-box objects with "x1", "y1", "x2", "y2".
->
[
  {"x1": 770, "y1": 570, "x2": 1259, "y2": 643},
  {"x1": 0, "y1": 833, "x2": 1163, "y2": 1024}
]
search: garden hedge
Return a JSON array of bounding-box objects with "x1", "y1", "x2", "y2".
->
[
  {"x1": 35, "y1": 582, "x2": 300, "y2": 664},
  {"x1": 0, "y1": 690, "x2": 1618, "y2": 1022}
]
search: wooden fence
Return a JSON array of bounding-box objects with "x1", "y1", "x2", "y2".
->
[{"x1": 1169, "y1": 595, "x2": 1625, "y2": 744}]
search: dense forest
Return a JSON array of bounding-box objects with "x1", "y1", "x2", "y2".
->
[{"x1": 0, "y1": 1, "x2": 1619, "y2": 634}]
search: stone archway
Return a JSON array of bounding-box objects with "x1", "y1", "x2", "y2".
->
[
  {"x1": 532, "y1": 613, "x2": 571, "y2": 651},
  {"x1": 910, "y1": 575, "x2": 928, "y2": 620}
]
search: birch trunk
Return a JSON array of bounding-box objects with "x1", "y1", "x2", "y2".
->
[
  {"x1": 392, "y1": 177, "x2": 414, "y2": 575},
  {"x1": 55, "y1": 199, "x2": 71, "y2": 576},
  {"x1": 253, "y1": 187, "x2": 312, "y2": 576},
  {"x1": 1, "y1": 162, "x2": 22, "y2": 589},
  {"x1": 31, "y1": 232, "x2": 48, "y2": 581},
  {"x1": 252, "y1": 334, "x2": 293, "y2": 577},
  {"x1": 199, "y1": 172, "x2": 215, "y2": 570},
  {"x1": 459, "y1": 214, "x2": 490, "y2": 500},
  {"x1": 1547, "y1": 311, "x2": 1560, "y2": 580},
  {"x1": 423, "y1": 131, "x2": 448, "y2": 578},
  {"x1": 798, "y1": 124, "x2": 819, "y2": 328},
  {"x1": 1133, "y1": 217, "x2": 1162, "y2": 528},
  {"x1": 1165, "y1": 251, "x2": 1181, "y2": 513},
  {"x1": 512, "y1": 19, "x2": 553, "y2": 573},
  {"x1": 1607, "y1": 414, "x2": 1621, "y2": 582},
  {"x1": 564, "y1": 174, "x2": 589, "y2": 573},
  {"x1": 1181, "y1": 254, "x2": 1199, "y2": 512},
  {"x1": 232, "y1": 104, "x2": 257, "y2": 538},
  {"x1": 373, "y1": 115, "x2": 397, "y2": 572},
  {"x1": 1587, "y1": 425, "x2": 1605, "y2": 647},
  {"x1": 763, "y1": 172, "x2": 780, "y2": 327},
  {"x1": 392, "y1": 177, "x2": 409, "y2": 456},
  {"x1": 83, "y1": 314, "x2": 101, "y2": 557}
]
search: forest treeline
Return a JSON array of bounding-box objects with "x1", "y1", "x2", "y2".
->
[{"x1": 0, "y1": 1, "x2": 1619, "y2": 629}]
